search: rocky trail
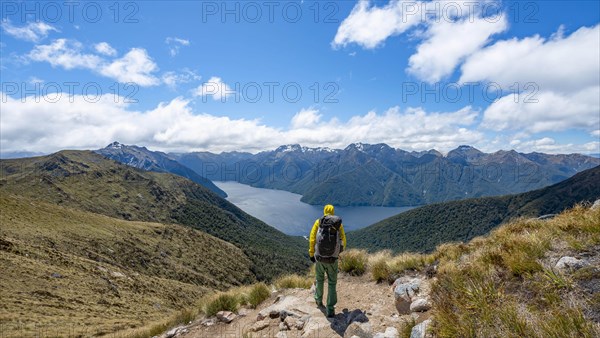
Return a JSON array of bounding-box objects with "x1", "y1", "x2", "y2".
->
[{"x1": 162, "y1": 272, "x2": 434, "y2": 338}]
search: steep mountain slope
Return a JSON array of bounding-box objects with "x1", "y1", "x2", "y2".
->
[
  {"x1": 96, "y1": 142, "x2": 226, "y2": 197},
  {"x1": 0, "y1": 194, "x2": 254, "y2": 336},
  {"x1": 347, "y1": 165, "x2": 600, "y2": 253},
  {"x1": 173, "y1": 143, "x2": 599, "y2": 206},
  {"x1": 0, "y1": 151, "x2": 309, "y2": 280}
]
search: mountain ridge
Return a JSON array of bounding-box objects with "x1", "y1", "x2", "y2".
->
[
  {"x1": 0, "y1": 150, "x2": 309, "y2": 281},
  {"x1": 174, "y1": 143, "x2": 600, "y2": 207},
  {"x1": 96, "y1": 142, "x2": 227, "y2": 197}
]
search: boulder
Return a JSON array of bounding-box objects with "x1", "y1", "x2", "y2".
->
[
  {"x1": 409, "y1": 298, "x2": 431, "y2": 312},
  {"x1": 393, "y1": 277, "x2": 421, "y2": 314},
  {"x1": 216, "y1": 311, "x2": 236, "y2": 323},
  {"x1": 344, "y1": 321, "x2": 373, "y2": 338},
  {"x1": 555, "y1": 256, "x2": 587, "y2": 272},
  {"x1": 275, "y1": 332, "x2": 288, "y2": 338},
  {"x1": 410, "y1": 319, "x2": 431, "y2": 338},
  {"x1": 592, "y1": 199, "x2": 600, "y2": 210}
]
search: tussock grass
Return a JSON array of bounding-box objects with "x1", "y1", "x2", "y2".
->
[
  {"x1": 274, "y1": 274, "x2": 313, "y2": 289},
  {"x1": 339, "y1": 249, "x2": 368, "y2": 276},
  {"x1": 368, "y1": 250, "x2": 393, "y2": 282},
  {"x1": 204, "y1": 292, "x2": 239, "y2": 316},
  {"x1": 428, "y1": 205, "x2": 600, "y2": 337},
  {"x1": 201, "y1": 282, "x2": 274, "y2": 317},
  {"x1": 244, "y1": 282, "x2": 271, "y2": 308}
]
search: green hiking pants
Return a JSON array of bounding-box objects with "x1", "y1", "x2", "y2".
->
[{"x1": 314, "y1": 260, "x2": 338, "y2": 314}]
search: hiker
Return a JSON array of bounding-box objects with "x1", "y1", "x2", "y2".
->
[{"x1": 309, "y1": 204, "x2": 346, "y2": 318}]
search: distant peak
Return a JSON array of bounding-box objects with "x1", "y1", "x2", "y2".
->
[
  {"x1": 276, "y1": 144, "x2": 304, "y2": 153},
  {"x1": 107, "y1": 141, "x2": 123, "y2": 149},
  {"x1": 346, "y1": 142, "x2": 367, "y2": 152},
  {"x1": 451, "y1": 145, "x2": 483, "y2": 153}
]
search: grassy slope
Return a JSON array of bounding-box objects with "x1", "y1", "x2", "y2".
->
[
  {"x1": 0, "y1": 151, "x2": 309, "y2": 281},
  {"x1": 348, "y1": 165, "x2": 600, "y2": 253},
  {"x1": 344, "y1": 205, "x2": 600, "y2": 337},
  {"x1": 0, "y1": 194, "x2": 254, "y2": 337}
]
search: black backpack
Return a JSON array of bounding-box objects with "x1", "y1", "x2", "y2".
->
[{"x1": 315, "y1": 215, "x2": 342, "y2": 262}]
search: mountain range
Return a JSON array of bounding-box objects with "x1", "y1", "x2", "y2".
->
[
  {"x1": 173, "y1": 143, "x2": 600, "y2": 207},
  {"x1": 347, "y1": 164, "x2": 600, "y2": 253}
]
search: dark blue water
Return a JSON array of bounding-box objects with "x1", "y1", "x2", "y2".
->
[{"x1": 215, "y1": 181, "x2": 415, "y2": 236}]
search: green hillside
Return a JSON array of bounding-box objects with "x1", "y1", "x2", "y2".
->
[
  {"x1": 0, "y1": 151, "x2": 309, "y2": 281},
  {"x1": 348, "y1": 165, "x2": 600, "y2": 253},
  {"x1": 0, "y1": 194, "x2": 253, "y2": 336}
]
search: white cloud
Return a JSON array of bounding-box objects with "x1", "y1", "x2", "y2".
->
[
  {"x1": 510, "y1": 137, "x2": 600, "y2": 154},
  {"x1": 27, "y1": 39, "x2": 103, "y2": 70},
  {"x1": 27, "y1": 39, "x2": 160, "y2": 87},
  {"x1": 408, "y1": 15, "x2": 507, "y2": 83},
  {"x1": 165, "y1": 37, "x2": 190, "y2": 56},
  {"x1": 332, "y1": 0, "x2": 423, "y2": 49},
  {"x1": 467, "y1": 25, "x2": 600, "y2": 135},
  {"x1": 193, "y1": 77, "x2": 235, "y2": 101},
  {"x1": 100, "y1": 48, "x2": 160, "y2": 86},
  {"x1": 1, "y1": 20, "x2": 58, "y2": 42},
  {"x1": 290, "y1": 108, "x2": 323, "y2": 129},
  {"x1": 333, "y1": 0, "x2": 507, "y2": 82},
  {"x1": 481, "y1": 86, "x2": 600, "y2": 133},
  {"x1": 94, "y1": 42, "x2": 117, "y2": 56},
  {"x1": 162, "y1": 69, "x2": 201, "y2": 89},
  {"x1": 460, "y1": 24, "x2": 600, "y2": 92},
  {"x1": 0, "y1": 92, "x2": 485, "y2": 154},
  {"x1": 592, "y1": 130, "x2": 600, "y2": 138}
]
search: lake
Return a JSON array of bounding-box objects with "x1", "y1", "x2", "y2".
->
[{"x1": 214, "y1": 181, "x2": 415, "y2": 236}]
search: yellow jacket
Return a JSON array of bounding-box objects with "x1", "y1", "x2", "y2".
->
[{"x1": 309, "y1": 204, "x2": 346, "y2": 257}]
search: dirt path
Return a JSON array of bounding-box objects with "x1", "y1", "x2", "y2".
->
[{"x1": 175, "y1": 272, "x2": 431, "y2": 338}]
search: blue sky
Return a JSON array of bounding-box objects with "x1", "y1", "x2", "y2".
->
[{"x1": 1, "y1": 0, "x2": 599, "y2": 154}]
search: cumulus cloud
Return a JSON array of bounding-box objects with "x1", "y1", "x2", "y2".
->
[
  {"x1": 165, "y1": 37, "x2": 190, "y2": 56},
  {"x1": 408, "y1": 15, "x2": 507, "y2": 83},
  {"x1": 100, "y1": 48, "x2": 160, "y2": 86},
  {"x1": 333, "y1": 0, "x2": 507, "y2": 82},
  {"x1": 481, "y1": 86, "x2": 600, "y2": 133},
  {"x1": 332, "y1": 0, "x2": 423, "y2": 49},
  {"x1": 193, "y1": 77, "x2": 235, "y2": 101},
  {"x1": 460, "y1": 24, "x2": 600, "y2": 92},
  {"x1": 290, "y1": 108, "x2": 323, "y2": 129},
  {"x1": 28, "y1": 39, "x2": 103, "y2": 70},
  {"x1": 1, "y1": 20, "x2": 58, "y2": 42},
  {"x1": 94, "y1": 42, "x2": 117, "y2": 56},
  {"x1": 468, "y1": 25, "x2": 600, "y2": 135},
  {"x1": 0, "y1": 92, "x2": 485, "y2": 154},
  {"x1": 27, "y1": 39, "x2": 160, "y2": 87}
]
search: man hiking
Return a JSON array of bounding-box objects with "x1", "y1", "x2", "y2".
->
[{"x1": 309, "y1": 204, "x2": 346, "y2": 317}]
